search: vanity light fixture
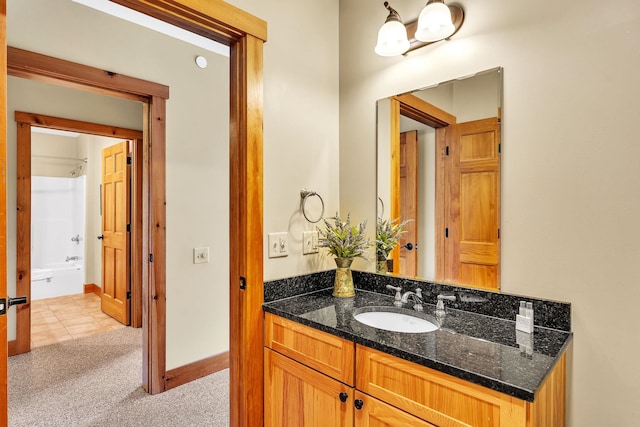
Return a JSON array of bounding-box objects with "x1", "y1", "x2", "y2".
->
[{"x1": 375, "y1": 0, "x2": 464, "y2": 57}]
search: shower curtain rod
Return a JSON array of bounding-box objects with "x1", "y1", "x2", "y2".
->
[{"x1": 32, "y1": 155, "x2": 87, "y2": 162}]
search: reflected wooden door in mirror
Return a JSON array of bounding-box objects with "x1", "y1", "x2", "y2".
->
[{"x1": 377, "y1": 68, "x2": 502, "y2": 290}]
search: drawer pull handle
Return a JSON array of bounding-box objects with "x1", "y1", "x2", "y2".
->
[
  {"x1": 354, "y1": 399, "x2": 364, "y2": 410},
  {"x1": 339, "y1": 392, "x2": 348, "y2": 403}
]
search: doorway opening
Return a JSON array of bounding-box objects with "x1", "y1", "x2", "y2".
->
[
  {"x1": 13, "y1": 112, "x2": 145, "y2": 355},
  {"x1": 2, "y1": 1, "x2": 266, "y2": 424}
]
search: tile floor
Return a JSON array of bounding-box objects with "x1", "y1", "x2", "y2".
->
[{"x1": 31, "y1": 293, "x2": 126, "y2": 348}]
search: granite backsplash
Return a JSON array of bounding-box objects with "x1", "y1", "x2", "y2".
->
[{"x1": 264, "y1": 269, "x2": 571, "y2": 332}]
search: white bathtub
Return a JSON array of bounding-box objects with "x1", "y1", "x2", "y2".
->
[{"x1": 31, "y1": 262, "x2": 84, "y2": 300}]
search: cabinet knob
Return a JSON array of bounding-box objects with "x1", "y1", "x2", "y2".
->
[
  {"x1": 354, "y1": 399, "x2": 364, "y2": 410},
  {"x1": 339, "y1": 392, "x2": 348, "y2": 403}
]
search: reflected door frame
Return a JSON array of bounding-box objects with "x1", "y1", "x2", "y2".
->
[{"x1": 389, "y1": 94, "x2": 456, "y2": 279}]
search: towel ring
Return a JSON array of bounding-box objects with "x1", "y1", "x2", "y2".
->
[{"x1": 300, "y1": 189, "x2": 325, "y2": 224}]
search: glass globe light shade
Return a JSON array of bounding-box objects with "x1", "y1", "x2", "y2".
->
[
  {"x1": 415, "y1": 1, "x2": 455, "y2": 43},
  {"x1": 375, "y1": 20, "x2": 410, "y2": 57}
]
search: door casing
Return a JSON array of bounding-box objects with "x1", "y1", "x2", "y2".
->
[{"x1": 13, "y1": 112, "x2": 144, "y2": 356}]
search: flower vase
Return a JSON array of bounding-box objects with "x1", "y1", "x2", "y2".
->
[
  {"x1": 376, "y1": 255, "x2": 388, "y2": 274},
  {"x1": 333, "y1": 257, "x2": 355, "y2": 297}
]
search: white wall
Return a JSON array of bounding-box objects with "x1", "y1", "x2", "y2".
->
[
  {"x1": 8, "y1": 0, "x2": 229, "y2": 370},
  {"x1": 226, "y1": 0, "x2": 341, "y2": 279},
  {"x1": 31, "y1": 132, "x2": 82, "y2": 177},
  {"x1": 340, "y1": 0, "x2": 640, "y2": 425}
]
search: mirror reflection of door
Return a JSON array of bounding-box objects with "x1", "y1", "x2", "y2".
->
[
  {"x1": 446, "y1": 119, "x2": 500, "y2": 288},
  {"x1": 379, "y1": 68, "x2": 502, "y2": 290},
  {"x1": 101, "y1": 141, "x2": 131, "y2": 325},
  {"x1": 399, "y1": 131, "x2": 418, "y2": 276}
]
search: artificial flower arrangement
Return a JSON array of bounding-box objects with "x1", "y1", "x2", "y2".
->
[
  {"x1": 317, "y1": 212, "x2": 371, "y2": 297},
  {"x1": 375, "y1": 217, "x2": 410, "y2": 273},
  {"x1": 317, "y1": 212, "x2": 371, "y2": 260}
]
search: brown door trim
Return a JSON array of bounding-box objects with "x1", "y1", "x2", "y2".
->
[
  {"x1": 8, "y1": 49, "x2": 168, "y2": 393},
  {"x1": 13, "y1": 112, "x2": 144, "y2": 356},
  {"x1": 389, "y1": 95, "x2": 456, "y2": 281},
  {"x1": 114, "y1": 2, "x2": 267, "y2": 424}
]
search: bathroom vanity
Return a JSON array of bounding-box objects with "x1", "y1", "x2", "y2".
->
[{"x1": 263, "y1": 272, "x2": 572, "y2": 427}]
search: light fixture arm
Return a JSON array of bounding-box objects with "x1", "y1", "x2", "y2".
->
[{"x1": 383, "y1": 1, "x2": 402, "y2": 23}]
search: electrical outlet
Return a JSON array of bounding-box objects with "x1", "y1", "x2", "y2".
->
[
  {"x1": 268, "y1": 232, "x2": 289, "y2": 258},
  {"x1": 193, "y1": 247, "x2": 209, "y2": 264},
  {"x1": 303, "y1": 231, "x2": 319, "y2": 255}
]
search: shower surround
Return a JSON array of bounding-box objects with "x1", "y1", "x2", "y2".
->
[{"x1": 31, "y1": 176, "x2": 86, "y2": 300}]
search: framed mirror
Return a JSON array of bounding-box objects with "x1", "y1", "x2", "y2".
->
[{"x1": 376, "y1": 67, "x2": 502, "y2": 290}]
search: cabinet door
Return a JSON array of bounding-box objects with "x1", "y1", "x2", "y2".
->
[
  {"x1": 356, "y1": 345, "x2": 526, "y2": 427},
  {"x1": 354, "y1": 391, "x2": 436, "y2": 427},
  {"x1": 265, "y1": 348, "x2": 354, "y2": 427}
]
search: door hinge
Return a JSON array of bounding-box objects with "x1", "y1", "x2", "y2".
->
[
  {"x1": 0, "y1": 298, "x2": 5, "y2": 315},
  {"x1": 445, "y1": 146, "x2": 450, "y2": 156},
  {"x1": 498, "y1": 228, "x2": 500, "y2": 239},
  {"x1": 126, "y1": 224, "x2": 131, "y2": 233},
  {"x1": 149, "y1": 253, "x2": 154, "y2": 262},
  {"x1": 239, "y1": 276, "x2": 246, "y2": 290},
  {"x1": 498, "y1": 143, "x2": 501, "y2": 154},
  {"x1": 445, "y1": 227, "x2": 449, "y2": 238},
  {"x1": 127, "y1": 156, "x2": 132, "y2": 165},
  {"x1": 126, "y1": 291, "x2": 131, "y2": 300}
]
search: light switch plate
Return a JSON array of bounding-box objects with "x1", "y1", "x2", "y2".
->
[
  {"x1": 303, "y1": 231, "x2": 319, "y2": 255},
  {"x1": 268, "y1": 232, "x2": 289, "y2": 258},
  {"x1": 193, "y1": 247, "x2": 209, "y2": 264}
]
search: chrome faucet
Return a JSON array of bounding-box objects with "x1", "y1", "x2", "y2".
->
[
  {"x1": 399, "y1": 288, "x2": 424, "y2": 311},
  {"x1": 65, "y1": 256, "x2": 79, "y2": 262},
  {"x1": 435, "y1": 294, "x2": 456, "y2": 316}
]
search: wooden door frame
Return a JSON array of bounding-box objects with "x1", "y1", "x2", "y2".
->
[
  {"x1": 389, "y1": 94, "x2": 456, "y2": 279},
  {"x1": 3, "y1": 1, "x2": 266, "y2": 425},
  {"x1": 12, "y1": 112, "x2": 144, "y2": 357}
]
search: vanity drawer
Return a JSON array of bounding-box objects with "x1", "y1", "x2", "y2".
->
[
  {"x1": 356, "y1": 345, "x2": 527, "y2": 427},
  {"x1": 265, "y1": 313, "x2": 355, "y2": 385}
]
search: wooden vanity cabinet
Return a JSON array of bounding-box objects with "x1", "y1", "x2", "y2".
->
[
  {"x1": 264, "y1": 313, "x2": 566, "y2": 427},
  {"x1": 264, "y1": 313, "x2": 356, "y2": 427},
  {"x1": 264, "y1": 348, "x2": 354, "y2": 426}
]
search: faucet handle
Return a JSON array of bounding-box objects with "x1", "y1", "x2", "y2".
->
[
  {"x1": 436, "y1": 294, "x2": 456, "y2": 313},
  {"x1": 385, "y1": 285, "x2": 402, "y2": 305},
  {"x1": 415, "y1": 288, "x2": 423, "y2": 298}
]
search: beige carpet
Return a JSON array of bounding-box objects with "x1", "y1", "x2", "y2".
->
[{"x1": 9, "y1": 327, "x2": 229, "y2": 426}]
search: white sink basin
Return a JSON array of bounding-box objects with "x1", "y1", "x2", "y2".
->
[{"x1": 353, "y1": 309, "x2": 439, "y2": 333}]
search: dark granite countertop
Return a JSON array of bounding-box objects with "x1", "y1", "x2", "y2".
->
[{"x1": 263, "y1": 287, "x2": 572, "y2": 402}]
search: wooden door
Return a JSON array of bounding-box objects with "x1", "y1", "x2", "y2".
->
[
  {"x1": 264, "y1": 348, "x2": 353, "y2": 427},
  {"x1": 354, "y1": 391, "x2": 437, "y2": 427},
  {"x1": 399, "y1": 130, "x2": 418, "y2": 276},
  {"x1": 447, "y1": 118, "x2": 500, "y2": 289},
  {"x1": 101, "y1": 141, "x2": 131, "y2": 325},
  {"x1": 0, "y1": 0, "x2": 7, "y2": 422}
]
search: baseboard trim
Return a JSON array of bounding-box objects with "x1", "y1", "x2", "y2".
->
[
  {"x1": 165, "y1": 351, "x2": 229, "y2": 391},
  {"x1": 84, "y1": 283, "x2": 101, "y2": 296},
  {"x1": 8, "y1": 340, "x2": 17, "y2": 356}
]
